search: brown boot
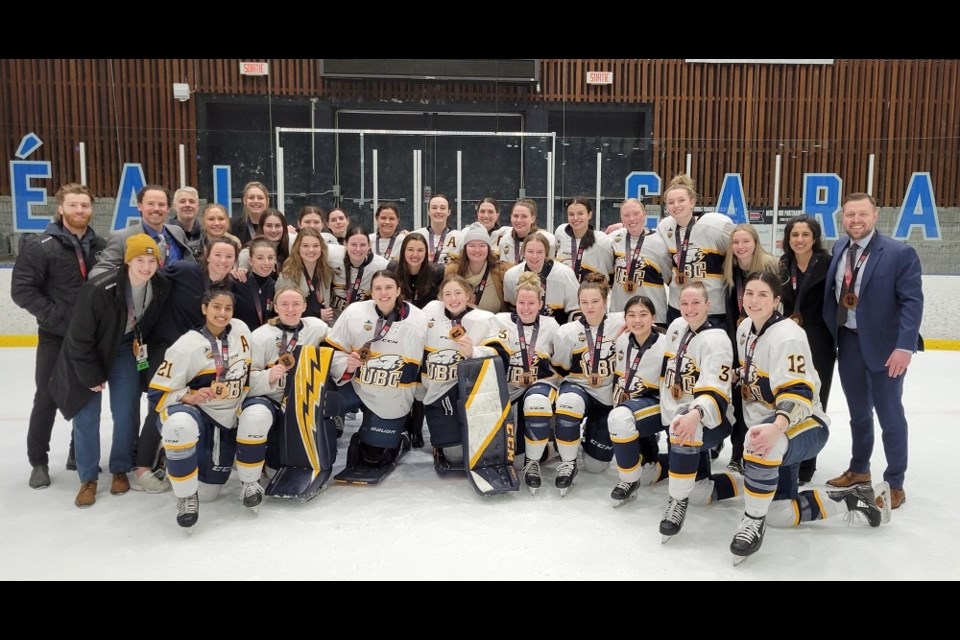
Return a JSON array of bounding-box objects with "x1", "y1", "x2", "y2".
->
[
  {"x1": 110, "y1": 472, "x2": 130, "y2": 495},
  {"x1": 826, "y1": 470, "x2": 872, "y2": 488},
  {"x1": 877, "y1": 488, "x2": 906, "y2": 510},
  {"x1": 75, "y1": 481, "x2": 97, "y2": 508}
]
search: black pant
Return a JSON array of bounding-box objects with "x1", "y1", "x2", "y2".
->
[
  {"x1": 27, "y1": 331, "x2": 65, "y2": 466},
  {"x1": 730, "y1": 388, "x2": 747, "y2": 462},
  {"x1": 134, "y1": 343, "x2": 168, "y2": 468}
]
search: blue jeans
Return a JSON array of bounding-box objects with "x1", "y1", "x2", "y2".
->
[{"x1": 73, "y1": 334, "x2": 142, "y2": 482}]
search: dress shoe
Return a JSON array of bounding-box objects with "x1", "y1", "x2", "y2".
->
[
  {"x1": 75, "y1": 481, "x2": 97, "y2": 507},
  {"x1": 110, "y1": 472, "x2": 130, "y2": 495},
  {"x1": 877, "y1": 487, "x2": 906, "y2": 510},
  {"x1": 826, "y1": 470, "x2": 871, "y2": 488}
]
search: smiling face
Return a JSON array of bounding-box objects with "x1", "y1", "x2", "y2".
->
[
  {"x1": 249, "y1": 245, "x2": 276, "y2": 277},
  {"x1": 243, "y1": 186, "x2": 268, "y2": 220},
  {"x1": 299, "y1": 212, "x2": 324, "y2": 232},
  {"x1": 567, "y1": 202, "x2": 591, "y2": 235},
  {"x1": 679, "y1": 286, "x2": 709, "y2": 328},
  {"x1": 842, "y1": 197, "x2": 878, "y2": 241},
  {"x1": 206, "y1": 242, "x2": 237, "y2": 281},
  {"x1": 731, "y1": 229, "x2": 757, "y2": 267},
  {"x1": 522, "y1": 238, "x2": 547, "y2": 272},
  {"x1": 578, "y1": 287, "x2": 606, "y2": 326},
  {"x1": 428, "y1": 196, "x2": 451, "y2": 228},
  {"x1": 326, "y1": 210, "x2": 349, "y2": 237},
  {"x1": 465, "y1": 240, "x2": 489, "y2": 266},
  {"x1": 58, "y1": 193, "x2": 94, "y2": 235},
  {"x1": 376, "y1": 207, "x2": 400, "y2": 237},
  {"x1": 442, "y1": 281, "x2": 471, "y2": 315},
  {"x1": 274, "y1": 288, "x2": 306, "y2": 326},
  {"x1": 298, "y1": 235, "x2": 323, "y2": 266},
  {"x1": 789, "y1": 222, "x2": 815, "y2": 259},
  {"x1": 261, "y1": 215, "x2": 285, "y2": 242},
  {"x1": 203, "y1": 206, "x2": 230, "y2": 239},
  {"x1": 346, "y1": 232, "x2": 370, "y2": 265},
  {"x1": 664, "y1": 186, "x2": 695, "y2": 227},
  {"x1": 138, "y1": 189, "x2": 169, "y2": 232},
  {"x1": 173, "y1": 191, "x2": 199, "y2": 227},
  {"x1": 404, "y1": 237, "x2": 427, "y2": 270},
  {"x1": 371, "y1": 275, "x2": 401, "y2": 314},
  {"x1": 477, "y1": 202, "x2": 499, "y2": 230},
  {"x1": 620, "y1": 201, "x2": 646, "y2": 237},
  {"x1": 624, "y1": 301, "x2": 654, "y2": 340},
  {"x1": 127, "y1": 255, "x2": 159, "y2": 287},
  {"x1": 203, "y1": 294, "x2": 234, "y2": 333},
  {"x1": 515, "y1": 288, "x2": 542, "y2": 323},
  {"x1": 743, "y1": 278, "x2": 778, "y2": 326},
  {"x1": 511, "y1": 205, "x2": 535, "y2": 236}
]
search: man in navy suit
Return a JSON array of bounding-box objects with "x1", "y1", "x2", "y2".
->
[{"x1": 823, "y1": 193, "x2": 923, "y2": 509}]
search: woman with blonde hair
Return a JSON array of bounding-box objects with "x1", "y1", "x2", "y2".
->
[
  {"x1": 276, "y1": 226, "x2": 341, "y2": 324},
  {"x1": 493, "y1": 199, "x2": 556, "y2": 265},
  {"x1": 231, "y1": 181, "x2": 270, "y2": 246}
]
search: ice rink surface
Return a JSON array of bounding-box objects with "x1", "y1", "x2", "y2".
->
[{"x1": 1, "y1": 347, "x2": 957, "y2": 581}]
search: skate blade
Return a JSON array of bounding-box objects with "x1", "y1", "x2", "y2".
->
[
  {"x1": 245, "y1": 504, "x2": 261, "y2": 515},
  {"x1": 660, "y1": 534, "x2": 674, "y2": 544},
  {"x1": 526, "y1": 486, "x2": 539, "y2": 496},
  {"x1": 611, "y1": 494, "x2": 639, "y2": 508},
  {"x1": 732, "y1": 554, "x2": 748, "y2": 567},
  {"x1": 558, "y1": 487, "x2": 571, "y2": 497},
  {"x1": 182, "y1": 524, "x2": 197, "y2": 536},
  {"x1": 875, "y1": 481, "x2": 892, "y2": 525}
]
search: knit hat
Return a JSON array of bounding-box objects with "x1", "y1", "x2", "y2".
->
[
  {"x1": 125, "y1": 233, "x2": 160, "y2": 263},
  {"x1": 461, "y1": 221, "x2": 492, "y2": 248}
]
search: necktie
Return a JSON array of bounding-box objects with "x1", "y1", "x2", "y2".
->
[
  {"x1": 836, "y1": 242, "x2": 859, "y2": 327},
  {"x1": 155, "y1": 233, "x2": 168, "y2": 267}
]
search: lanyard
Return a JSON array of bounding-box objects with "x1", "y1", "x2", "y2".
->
[
  {"x1": 201, "y1": 326, "x2": 230, "y2": 382},
  {"x1": 621, "y1": 331, "x2": 659, "y2": 396},
  {"x1": 743, "y1": 315, "x2": 783, "y2": 385},
  {"x1": 302, "y1": 266, "x2": 324, "y2": 307},
  {"x1": 279, "y1": 323, "x2": 301, "y2": 356},
  {"x1": 570, "y1": 233, "x2": 586, "y2": 279},
  {"x1": 249, "y1": 276, "x2": 271, "y2": 325},
  {"x1": 581, "y1": 315, "x2": 607, "y2": 376},
  {"x1": 625, "y1": 232, "x2": 645, "y2": 280},
  {"x1": 361, "y1": 309, "x2": 399, "y2": 353},
  {"x1": 673, "y1": 326, "x2": 697, "y2": 387},
  {"x1": 428, "y1": 228, "x2": 449, "y2": 263},
  {"x1": 528, "y1": 261, "x2": 553, "y2": 314},
  {"x1": 842, "y1": 235, "x2": 876, "y2": 292},
  {"x1": 514, "y1": 314, "x2": 540, "y2": 373},
  {"x1": 734, "y1": 267, "x2": 746, "y2": 314},
  {"x1": 790, "y1": 254, "x2": 819, "y2": 309},
  {"x1": 66, "y1": 233, "x2": 88, "y2": 281},
  {"x1": 345, "y1": 259, "x2": 367, "y2": 304},
  {"x1": 377, "y1": 233, "x2": 397, "y2": 260},
  {"x1": 473, "y1": 264, "x2": 491, "y2": 302},
  {"x1": 674, "y1": 218, "x2": 696, "y2": 272},
  {"x1": 124, "y1": 278, "x2": 148, "y2": 340}
]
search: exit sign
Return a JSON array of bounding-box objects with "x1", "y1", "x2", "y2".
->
[
  {"x1": 586, "y1": 71, "x2": 613, "y2": 85},
  {"x1": 240, "y1": 62, "x2": 270, "y2": 76}
]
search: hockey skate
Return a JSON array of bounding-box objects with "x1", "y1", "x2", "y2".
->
[
  {"x1": 522, "y1": 457, "x2": 541, "y2": 495},
  {"x1": 829, "y1": 481, "x2": 889, "y2": 527},
  {"x1": 611, "y1": 479, "x2": 640, "y2": 507},
  {"x1": 659, "y1": 497, "x2": 688, "y2": 543},
  {"x1": 555, "y1": 460, "x2": 578, "y2": 497},
  {"x1": 177, "y1": 493, "x2": 199, "y2": 533},
  {"x1": 241, "y1": 481, "x2": 265, "y2": 514},
  {"x1": 730, "y1": 513, "x2": 766, "y2": 565}
]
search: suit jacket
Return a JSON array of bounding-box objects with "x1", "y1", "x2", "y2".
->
[
  {"x1": 823, "y1": 233, "x2": 923, "y2": 372},
  {"x1": 91, "y1": 221, "x2": 196, "y2": 278}
]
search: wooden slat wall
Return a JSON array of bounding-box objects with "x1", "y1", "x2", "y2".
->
[{"x1": 1, "y1": 59, "x2": 958, "y2": 207}]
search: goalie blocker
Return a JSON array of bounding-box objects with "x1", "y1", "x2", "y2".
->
[{"x1": 457, "y1": 356, "x2": 520, "y2": 496}]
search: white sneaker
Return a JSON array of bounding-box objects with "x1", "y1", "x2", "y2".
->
[{"x1": 131, "y1": 469, "x2": 171, "y2": 494}]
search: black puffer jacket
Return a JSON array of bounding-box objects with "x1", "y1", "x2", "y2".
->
[
  {"x1": 10, "y1": 222, "x2": 108, "y2": 337},
  {"x1": 49, "y1": 266, "x2": 172, "y2": 420}
]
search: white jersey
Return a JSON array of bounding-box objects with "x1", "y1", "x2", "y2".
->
[
  {"x1": 554, "y1": 224, "x2": 614, "y2": 283},
  {"x1": 660, "y1": 317, "x2": 733, "y2": 428},
  {"x1": 419, "y1": 300, "x2": 496, "y2": 405},
  {"x1": 248, "y1": 317, "x2": 330, "y2": 404},
  {"x1": 412, "y1": 227, "x2": 461, "y2": 265},
  {"x1": 368, "y1": 231, "x2": 407, "y2": 261},
  {"x1": 493, "y1": 227, "x2": 556, "y2": 265},
  {"x1": 474, "y1": 312, "x2": 562, "y2": 401},
  {"x1": 612, "y1": 330, "x2": 668, "y2": 405},
  {"x1": 149, "y1": 319, "x2": 253, "y2": 429},
  {"x1": 320, "y1": 231, "x2": 341, "y2": 246},
  {"x1": 325, "y1": 300, "x2": 428, "y2": 419},
  {"x1": 237, "y1": 235, "x2": 295, "y2": 270},
  {"x1": 736, "y1": 315, "x2": 829, "y2": 439},
  {"x1": 551, "y1": 312, "x2": 625, "y2": 406},
  {"x1": 608, "y1": 228, "x2": 672, "y2": 323},
  {"x1": 329, "y1": 252, "x2": 390, "y2": 315},
  {"x1": 503, "y1": 260, "x2": 580, "y2": 323},
  {"x1": 657, "y1": 212, "x2": 734, "y2": 316}
]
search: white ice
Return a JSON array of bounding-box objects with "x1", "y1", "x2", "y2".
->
[{"x1": 1, "y1": 347, "x2": 958, "y2": 581}]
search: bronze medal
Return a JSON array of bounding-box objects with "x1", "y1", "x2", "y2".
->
[
  {"x1": 624, "y1": 281, "x2": 636, "y2": 293},
  {"x1": 670, "y1": 384, "x2": 683, "y2": 400},
  {"x1": 132, "y1": 338, "x2": 141, "y2": 358},
  {"x1": 278, "y1": 353, "x2": 296, "y2": 369},
  {"x1": 790, "y1": 312, "x2": 803, "y2": 326},
  {"x1": 741, "y1": 384, "x2": 754, "y2": 401},
  {"x1": 675, "y1": 272, "x2": 687, "y2": 285},
  {"x1": 842, "y1": 292, "x2": 858, "y2": 309},
  {"x1": 211, "y1": 381, "x2": 229, "y2": 400},
  {"x1": 357, "y1": 347, "x2": 371, "y2": 362},
  {"x1": 520, "y1": 371, "x2": 536, "y2": 387},
  {"x1": 614, "y1": 386, "x2": 629, "y2": 405},
  {"x1": 449, "y1": 325, "x2": 466, "y2": 340},
  {"x1": 588, "y1": 373, "x2": 602, "y2": 387}
]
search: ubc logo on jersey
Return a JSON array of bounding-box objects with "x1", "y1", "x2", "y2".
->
[
  {"x1": 507, "y1": 353, "x2": 541, "y2": 385},
  {"x1": 425, "y1": 349, "x2": 461, "y2": 382},
  {"x1": 578, "y1": 347, "x2": 615, "y2": 379},
  {"x1": 684, "y1": 249, "x2": 708, "y2": 279},
  {"x1": 358, "y1": 353, "x2": 405, "y2": 387},
  {"x1": 363, "y1": 321, "x2": 373, "y2": 332},
  {"x1": 664, "y1": 357, "x2": 698, "y2": 396}
]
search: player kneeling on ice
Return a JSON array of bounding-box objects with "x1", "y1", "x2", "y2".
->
[
  {"x1": 324, "y1": 270, "x2": 428, "y2": 484},
  {"x1": 474, "y1": 272, "x2": 561, "y2": 494},
  {"x1": 658, "y1": 282, "x2": 743, "y2": 542},
  {"x1": 149, "y1": 289, "x2": 254, "y2": 530},
  {"x1": 607, "y1": 295, "x2": 669, "y2": 507},
  {"x1": 729, "y1": 272, "x2": 890, "y2": 565},
  {"x1": 549, "y1": 273, "x2": 624, "y2": 496},
  {"x1": 245, "y1": 287, "x2": 331, "y2": 500},
  {"x1": 419, "y1": 276, "x2": 495, "y2": 473}
]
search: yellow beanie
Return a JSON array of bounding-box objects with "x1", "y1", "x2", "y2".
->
[{"x1": 125, "y1": 233, "x2": 161, "y2": 263}]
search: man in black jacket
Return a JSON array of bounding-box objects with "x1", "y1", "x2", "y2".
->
[{"x1": 11, "y1": 183, "x2": 108, "y2": 489}]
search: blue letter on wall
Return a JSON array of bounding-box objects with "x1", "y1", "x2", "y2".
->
[
  {"x1": 111, "y1": 164, "x2": 146, "y2": 231},
  {"x1": 10, "y1": 160, "x2": 53, "y2": 232},
  {"x1": 893, "y1": 172, "x2": 940, "y2": 240},
  {"x1": 213, "y1": 165, "x2": 232, "y2": 211},
  {"x1": 624, "y1": 171, "x2": 661, "y2": 229},
  {"x1": 716, "y1": 174, "x2": 747, "y2": 224},
  {"x1": 802, "y1": 174, "x2": 842, "y2": 240}
]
